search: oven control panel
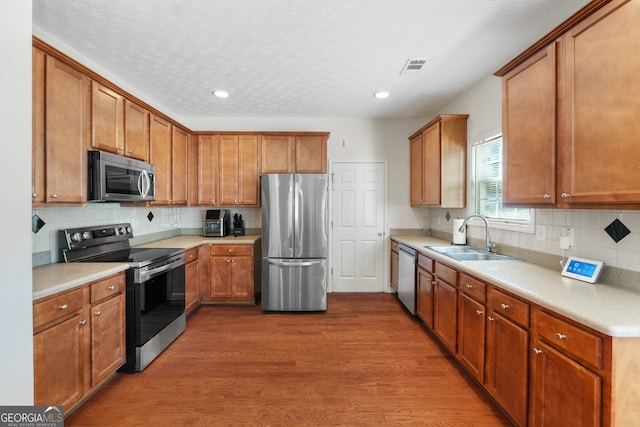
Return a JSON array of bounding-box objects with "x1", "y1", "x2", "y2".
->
[{"x1": 60, "y1": 223, "x2": 133, "y2": 251}]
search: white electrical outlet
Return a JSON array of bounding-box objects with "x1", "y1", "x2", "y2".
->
[{"x1": 561, "y1": 227, "x2": 575, "y2": 247}]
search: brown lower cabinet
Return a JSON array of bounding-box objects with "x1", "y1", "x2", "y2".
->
[
  {"x1": 185, "y1": 247, "x2": 201, "y2": 313},
  {"x1": 407, "y1": 251, "x2": 640, "y2": 426},
  {"x1": 416, "y1": 253, "x2": 434, "y2": 328},
  {"x1": 432, "y1": 262, "x2": 458, "y2": 353},
  {"x1": 485, "y1": 286, "x2": 530, "y2": 426},
  {"x1": 205, "y1": 244, "x2": 257, "y2": 304},
  {"x1": 33, "y1": 272, "x2": 125, "y2": 413},
  {"x1": 390, "y1": 239, "x2": 399, "y2": 292}
]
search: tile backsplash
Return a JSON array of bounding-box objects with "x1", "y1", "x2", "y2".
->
[
  {"x1": 428, "y1": 208, "x2": 640, "y2": 273},
  {"x1": 32, "y1": 204, "x2": 261, "y2": 265}
]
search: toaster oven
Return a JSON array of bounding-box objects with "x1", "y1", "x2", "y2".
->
[{"x1": 203, "y1": 209, "x2": 231, "y2": 237}]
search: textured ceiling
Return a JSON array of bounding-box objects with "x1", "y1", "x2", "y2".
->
[{"x1": 32, "y1": 0, "x2": 590, "y2": 120}]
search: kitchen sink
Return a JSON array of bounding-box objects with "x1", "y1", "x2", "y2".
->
[{"x1": 425, "y1": 245, "x2": 520, "y2": 262}]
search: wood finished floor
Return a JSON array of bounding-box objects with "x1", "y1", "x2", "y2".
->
[{"x1": 66, "y1": 293, "x2": 512, "y2": 426}]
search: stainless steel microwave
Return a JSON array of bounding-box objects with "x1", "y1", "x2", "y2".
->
[{"x1": 88, "y1": 150, "x2": 156, "y2": 202}]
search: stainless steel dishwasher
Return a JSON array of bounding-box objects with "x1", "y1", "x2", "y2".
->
[{"x1": 398, "y1": 244, "x2": 417, "y2": 314}]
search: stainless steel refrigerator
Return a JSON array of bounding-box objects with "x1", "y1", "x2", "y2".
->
[{"x1": 261, "y1": 173, "x2": 328, "y2": 312}]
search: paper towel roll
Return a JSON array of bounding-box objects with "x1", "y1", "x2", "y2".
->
[{"x1": 452, "y1": 219, "x2": 467, "y2": 245}]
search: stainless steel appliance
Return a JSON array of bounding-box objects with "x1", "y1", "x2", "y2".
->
[
  {"x1": 261, "y1": 174, "x2": 328, "y2": 312},
  {"x1": 398, "y1": 244, "x2": 417, "y2": 314},
  {"x1": 59, "y1": 223, "x2": 185, "y2": 372},
  {"x1": 202, "y1": 209, "x2": 231, "y2": 237},
  {"x1": 88, "y1": 150, "x2": 155, "y2": 202}
]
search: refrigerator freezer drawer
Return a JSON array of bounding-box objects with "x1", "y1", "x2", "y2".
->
[{"x1": 262, "y1": 258, "x2": 327, "y2": 312}]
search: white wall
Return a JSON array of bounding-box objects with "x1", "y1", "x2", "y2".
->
[
  {"x1": 1, "y1": 0, "x2": 34, "y2": 404},
  {"x1": 429, "y1": 75, "x2": 640, "y2": 272}
]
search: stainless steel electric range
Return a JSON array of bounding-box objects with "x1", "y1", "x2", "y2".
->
[{"x1": 59, "y1": 223, "x2": 186, "y2": 372}]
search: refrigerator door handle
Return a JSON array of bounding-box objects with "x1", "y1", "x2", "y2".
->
[{"x1": 266, "y1": 259, "x2": 322, "y2": 267}]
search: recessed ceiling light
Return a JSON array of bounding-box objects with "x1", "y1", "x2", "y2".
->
[
  {"x1": 212, "y1": 90, "x2": 229, "y2": 98},
  {"x1": 374, "y1": 91, "x2": 390, "y2": 99}
]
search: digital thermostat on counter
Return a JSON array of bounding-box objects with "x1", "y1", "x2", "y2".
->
[{"x1": 561, "y1": 256, "x2": 604, "y2": 283}]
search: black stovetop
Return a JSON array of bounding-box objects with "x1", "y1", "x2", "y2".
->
[{"x1": 78, "y1": 247, "x2": 184, "y2": 268}]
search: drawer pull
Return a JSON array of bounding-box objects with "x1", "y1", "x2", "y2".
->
[
  {"x1": 555, "y1": 332, "x2": 567, "y2": 340},
  {"x1": 466, "y1": 284, "x2": 473, "y2": 289},
  {"x1": 533, "y1": 348, "x2": 543, "y2": 355},
  {"x1": 108, "y1": 285, "x2": 116, "y2": 290},
  {"x1": 226, "y1": 259, "x2": 231, "y2": 263},
  {"x1": 80, "y1": 320, "x2": 87, "y2": 325},
  {"x1": 487, "y1": 316, "x2": 495, "y2": 321},
  {"x1": 475, "y1": 309, "x2": 483, "y2": 316},
  {"x1": 59, "y1": 304, "x2": 68, "y2": 310},
  {"x1": 95, "y1": 311, "x2": 102, "y2": 316},
  {"x1": 500, "y1": 303, "x2": 510, "y2": 310}
]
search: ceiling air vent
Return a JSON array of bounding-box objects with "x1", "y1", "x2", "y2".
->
[{"x1": 400, "y1": 58, "x2": 427, "y2": 74}]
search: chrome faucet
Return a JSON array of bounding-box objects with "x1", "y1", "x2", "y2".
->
[{"x1": 459, "y1": 214, "x2": 496, "y2": 253}]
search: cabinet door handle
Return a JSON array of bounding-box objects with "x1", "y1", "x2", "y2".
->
[
  {"x1": 561, "y1": 193, "x2": 571, "y2": 199},
  {"x1": 555, "y1": 332, "x2": 566, "y2": 340},
  {"x1": 108, "y1": 285, "x2": 116, "y2": 290},
  {"x1": 32, "y1": 192, "x2": 39, "y2": 198},
  {"x1": 543, "y1": 194, "x2": 551, "y2": 199},
  {"x1": 226, "y1": 259, "x2": 231, "y2": 263},
  {"x1": 80, "y1": 320, "x2": 87, "y2": 325},
  {"x1": 475, "y1": 309, "x2": 483, "y2": 316},
  {"x1": 500, "y1": 303, "x2": 510, "y2": 310},
  {"x1": 59, "y1": 304, "x2": 68, "y2": 310},
  {"x1": 533, "y1": 348, "x2": 543, "y2": 355},
  {"x1": 466, "y1": 284, "x2": 473, "y2": 289},
  {"x1": 95, "y1": 311, "x2": 102, "y2": 316},
  {"x1": 50, "y1": 194, "x2": 59, "y2": 199},
  {"x1": 487, "y1": 316, "x2": 495, "y2": 321}
]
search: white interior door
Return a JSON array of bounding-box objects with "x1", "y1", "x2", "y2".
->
[{"x1": 330, "y1": 162, "x2": 386, "y2": 292}]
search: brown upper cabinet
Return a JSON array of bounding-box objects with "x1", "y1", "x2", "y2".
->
[
  {"x1": 198, "y1": 134, "x2": 219, "y2": 206},
  {"x1": 219, "y1": 135, "x2": 260, "y2": 206},
  {"x1": 149, "y1": 116, "x2": 189, "y2": 206},
  {"x1": 92, "y1": 80, "x2": 152, "y2": 162},
  {"x1": 42, "y1": 54, "x2": 91, "y2": 204},
  {"x1": 149, "y1": 114, "x2": 172, "y2": 205},
  {"x1": 171, "y1": 126, "x2": 189, "y2": 205},
  {"x1": 91, "y1": 82, "x2": 124, "y2": 155},
  {"x1": 32, "y1": 47, "x2": 46, "y2": 205},
  {"x1": 497, "y1": 0, "x2": 640, "y2": 209},
  {"x1": 261, "y1": 133, "x2": 328, "y2": 174},
  {"x1": 409, "y1": 115, "x2": 468, "y2": 208},
  {"x1": 123, "y1": 100, "x2": 150, "y2": 161}
]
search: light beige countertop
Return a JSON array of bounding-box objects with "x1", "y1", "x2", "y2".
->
[
  {"x1": 32, "y1": 235, "x2": 261, "y2": 301},
  {"x1": 392, "y1": 235, "x2": 640, "y2": 338},
  {"x1": 33, "y1": 262, "x2": 129, "y2": 301},
  {"x1": 134, "y1": 234, "x2": 260, "y2": 250}
]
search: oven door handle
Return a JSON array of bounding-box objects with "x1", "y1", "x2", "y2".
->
[{"x1": 137, "y1": 258, "x2": 184, "y2": 283}]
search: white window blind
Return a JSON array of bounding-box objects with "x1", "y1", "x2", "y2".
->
[{"x1": 471, "y1": 135, "x2": 531, "y2": 225}]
